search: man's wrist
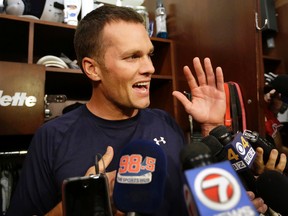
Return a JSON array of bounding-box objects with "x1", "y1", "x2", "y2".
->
[{"x1": 201, "y1": 123, "x2": 223, "y2": 137}]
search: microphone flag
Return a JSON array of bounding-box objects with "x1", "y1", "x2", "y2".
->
[
  {"x1": 113, "y1": 139, "x2": 167, "y2": 214},
  {"x1": 225, "y1": 133, "x2": 256, "y2": 172},
  {"x1": 184, "y1": 161, "x2": 257, "y2": 216}
]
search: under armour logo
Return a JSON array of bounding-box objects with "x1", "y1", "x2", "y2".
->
[{"x1": 153, "y1": 137, "x2": 166, "y2": 145}]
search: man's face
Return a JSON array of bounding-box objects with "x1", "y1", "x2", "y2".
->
[{"x1": 97, "y1": 21, "x2": 155, "y2": 111}]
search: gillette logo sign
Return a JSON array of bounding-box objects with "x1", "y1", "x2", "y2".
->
[{"x1": 0, "y1": 90, "x2": 37, "y2": 107}]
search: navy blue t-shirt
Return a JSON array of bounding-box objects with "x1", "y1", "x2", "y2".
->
[{"x1": 7, "y1": 105, "x2": 188, "y2": 215}]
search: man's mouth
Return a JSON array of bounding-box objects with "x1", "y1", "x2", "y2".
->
[{"x1": 133, "y1": 82, "x2": 149, "y2": 92}]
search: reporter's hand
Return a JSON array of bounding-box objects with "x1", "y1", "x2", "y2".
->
[
  {"x1": 246, "y1": 191, "x2": 268, "y2": 213},
  {"x1": 172, "y1": 57, "x2": 226, "y2": 136},
  {"x1": 85, "y1": 146, "x2": 116, "y2": 194},
  {"x1": 253, "y1": 147, "x2": 287, "y2": 175},
  {"x1": 44, "y1": 146, "x2": 116, "y2": 216},
  {"x1": 85, "y1": 146, "x2": 124, "y2": 216}
]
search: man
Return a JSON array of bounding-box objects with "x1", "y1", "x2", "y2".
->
[{"x1": 7, "y1": 5, "x2": 268, "y2": 215}]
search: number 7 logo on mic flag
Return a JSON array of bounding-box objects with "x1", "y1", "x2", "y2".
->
[{"x1": 184, "y1": 161, "x2": 257, "y2": 215}]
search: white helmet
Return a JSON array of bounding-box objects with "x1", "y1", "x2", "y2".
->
[
  {"x1": 4, "y1": 0, "x2": 25, "y2": 15},
  {"x1": 4, "y1": 0, "x2": 64, "y2": 22}
]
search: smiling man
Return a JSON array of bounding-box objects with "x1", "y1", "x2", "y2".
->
[{"x1": 82, "y1": 17, "x2": 155, "y2": 119}]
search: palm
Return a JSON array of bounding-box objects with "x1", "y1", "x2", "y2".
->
[
  {"x1": 185, "y1": 84, "x2": 226, "y2": 124},
  {"x1": 173, "y1": 57, "x2": 226, "y2": 125}
]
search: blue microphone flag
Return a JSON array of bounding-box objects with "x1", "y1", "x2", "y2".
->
[
  {"x1": 113, "y1": 139, "x2": 167, "y2": 214},
  {"x1": 184, "y1": 161, "x2": 257, "y2": 216},
  {"x1": 225, "y1": 132, "x2": 256, "y2": 172}
]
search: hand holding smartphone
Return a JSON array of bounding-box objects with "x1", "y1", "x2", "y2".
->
[{"x1": 62, "y1": 174, "x2": 113, "y2": 216}]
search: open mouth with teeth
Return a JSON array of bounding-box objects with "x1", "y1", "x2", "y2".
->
[{"x1": 133, "y1": 82, "x2": 149, "y2": 93}]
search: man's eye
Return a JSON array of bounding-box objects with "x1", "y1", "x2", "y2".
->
[
  {"x1": 131, "y1": 55, "x2": 140, "y2": 59},
  {"x1": 125, "y1": 55, "x2": 139, "y2": 60}
]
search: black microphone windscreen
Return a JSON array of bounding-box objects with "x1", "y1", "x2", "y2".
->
[
  {"x1": 201, "y1": 135, "x2": 227, "y2": 162},
  {"x1": 203, "y1": 133, "x2": 258, "y2": 193},
  {"x1": 179, "y1": 141, "x2": 212, "y2": 170},
  {"x1": 256, "y1": 170, "x2": 288, "y2": 215},
  {"x1": 209, "y1": 125, "x2": 232, "y2": 146},
  {"x1": 113, "y1": 139, "x2": 167, "y2": 214}
]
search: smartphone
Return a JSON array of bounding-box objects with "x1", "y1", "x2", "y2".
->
[{"x1": 62, "y1": 174, "x2": 113, "y2": 216}]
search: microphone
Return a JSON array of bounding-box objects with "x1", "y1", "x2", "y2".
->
[
  {"x1": 204, "y1": 131, "x2": 288, "y2": 214},
  {"x1": 243, "y1": 129, "x2": 288, "y2": 174},
  {"x1": 113, "y1": 139, "x2": 167, "y2": 215},
  {"x1": 180, "y1": 141, "x2": 257, "y2": 215},
  {"x1": 204, "y1": 128, "x2": 258, "y2": 194},
  {"x1": 200, "y1": 135, "x2": 227, "y2": 163},
  {"x1": 255, "y1": 170, "x2": 288, "y2": 215},
  {"x1": 209, "y1": 125, "x2": 256, "y2": 172},
  {"x1": 180, "y1": 140, "x2": 213, "y2": 170}
]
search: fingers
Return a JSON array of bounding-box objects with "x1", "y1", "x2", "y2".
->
[
  {"x1": 266, "y1": 149, "x2": 287, "y2": 173},
  {"x1": 255, "y1": 147, "x2": 264, "y2": 164},
  {"x1": 178, "y1": 57, "x2": 223, "y2": 90},
  {"x1": 265, "y1": 149, "x2": 278, "y2": 170},
  {"x1": 99, "y1": 146, "x2": 114, "y2": 172},
  {"x1": 252, "y1": 197, "x2": 268, "y2": 213},
  {"x1": 215, "y1": 66, "x2": 224, "y2": 92},
  {"x1": 203, "y1": 58, "x2": 216, "y2": 87},
  {"x1": 193, "y1": 57, "x2": 207, "y2": 86},
  {"x1": 183, "y1": 65, "x2": 198, "y2": 91},
  {"x1": 85, "y1": 146, "x2": 114, "y2": 176},
  {"x1": 172, "y1": 90, "x2": 191, "y2": 111},
  {"x1": 192, "y1": 57, "x2": 216, "y2": 87},
  {"x1": 246, "y1": 191, "x2": 268, "y2": 213},
  {"x1": 193, "y1": 57, "x2": 224, "y2": 89},
  {"x1": 106, "y1": 170, "x2": 117, "y2": 197},
  {"x1": 172, "y1": 64, "x2": 196, "y2": 111},
  {"x1": 254, "y1": 148, "x2": 287, "y2": 174},
  {"x1": 246, "y1": 191, "x2": 255, "y2": 200},
  {"x1": 173, "y1": 56, "x2": 225, "y2": 123},
  {"x1": 277, "y1": 153, "x2": 287, "y2": 173},
  {"x1": 253, "y1": 147, "x2": 265, "y2": 175}
]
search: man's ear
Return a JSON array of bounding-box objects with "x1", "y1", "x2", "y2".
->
[{"x1": 82, "y1": 57, "x2": 101, "y2": 81}]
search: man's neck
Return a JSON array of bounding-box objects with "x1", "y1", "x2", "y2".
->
[{"x1": 86, "y1": 100, "x2": 139, "y2": 120}]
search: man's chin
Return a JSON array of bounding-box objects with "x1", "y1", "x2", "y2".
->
[{"x1": 136, "y1": 102, "x2": 150, "y2": 109}]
